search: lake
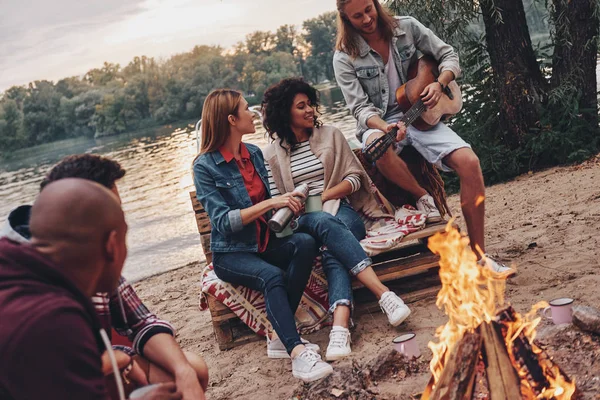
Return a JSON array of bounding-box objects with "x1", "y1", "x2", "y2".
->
[{"x1": 0, "y1": 86, "x2": 359, "y2": 282}]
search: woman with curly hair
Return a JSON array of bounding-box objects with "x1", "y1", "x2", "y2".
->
[
  {"x1": 262, "y1": 78, "x2": 411, "y2": 361},
  {"x1": 192, "y1": 89, "x2": 333, "y2": 382}
]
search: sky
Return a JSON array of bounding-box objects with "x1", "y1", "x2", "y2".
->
[{"x1": 0, "y1": 0, "x2": 337, "y2": 91}]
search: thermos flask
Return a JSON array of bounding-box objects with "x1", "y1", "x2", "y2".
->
[{"x1": 268, "y1": 183, "x2": 309, "y2": 233}]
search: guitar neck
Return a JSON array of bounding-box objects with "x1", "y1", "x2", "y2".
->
[{"x1": 385, "y1": 99, "x2": 427, "y2": 140}]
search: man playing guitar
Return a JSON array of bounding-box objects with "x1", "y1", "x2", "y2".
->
[{"x1": 333, "y1": 0, "x2": 514, "y2": 274}]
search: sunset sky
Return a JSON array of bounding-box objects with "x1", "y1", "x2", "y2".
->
[{"x1": 0, "y1": 0, "x2": 336, "y2": 91}]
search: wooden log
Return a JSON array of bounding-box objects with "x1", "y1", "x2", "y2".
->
[
  {"x1": 496, "y1": 306, "x2": 579, "y2": 398},
  {"x1": 429, "y1": 328, "x2": 482, "y2": 400},
  {"x1": 496, "y1": 306, "x2": 548, "y2": 397},
  {"x1": 480, "y1": 321, "x2": 522, "y2": 399}
]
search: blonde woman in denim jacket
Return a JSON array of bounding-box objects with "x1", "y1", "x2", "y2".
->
[{"x1": 192, "y1": 89, "x2": 333, "y2": 382}]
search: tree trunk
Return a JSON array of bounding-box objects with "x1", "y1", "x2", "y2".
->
[
  {"x1": 480, "y1": 0, "x2": 547, "y2": 148},
  {"x1": 551, "y1": 0, "x2": 599, "y2": 129}
]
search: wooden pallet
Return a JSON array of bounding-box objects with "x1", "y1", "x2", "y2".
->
[{"x1": 190, "y1": 190, "x2": 447, "y2": 351}]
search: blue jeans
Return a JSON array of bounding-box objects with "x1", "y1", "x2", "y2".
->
[
  {"x1": 212, "y1": 233, "x2": 318, "y2": 354},
  {"x1": 297, "y1": 202, "x2": 370, "y2": 313}
]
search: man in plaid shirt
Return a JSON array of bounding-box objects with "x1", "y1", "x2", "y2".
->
[{"x1": 1, "y1": 154, "x2": 208, "y2": 399}]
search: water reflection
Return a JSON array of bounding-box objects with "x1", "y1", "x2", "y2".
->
[{"x1": 0, "y1": 88, "x2": 358, "y2": 281}]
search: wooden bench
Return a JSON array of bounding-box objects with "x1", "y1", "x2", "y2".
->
[{"x1": 190, "y1": 191, "x2": 448, "y2": 351}]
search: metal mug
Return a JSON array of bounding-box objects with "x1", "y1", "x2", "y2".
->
[
  {"x1": 392, "y1": 333, "x2": 421, "y2": 358},
  {"x1": 305, "y1": 194, "x2": 323, "y2": 213},
  {"x1": 542, "y1": 298, "x2": 574, "y2": 325}
]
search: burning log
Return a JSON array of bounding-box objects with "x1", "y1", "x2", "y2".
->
[
  {"x1": 480, "y1": 321, "x2": 522, "y2": 399},
  {"x1": 497, "y1": 306, "x2": 578, "y2": 399},
  {"x1": 428, "y1": 328, "x2": 481, "y2": 400},
  {"x1": 423, "y1": 226, "x2": 577, "y2": 399}
]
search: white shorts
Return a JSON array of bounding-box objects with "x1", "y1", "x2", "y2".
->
[{"x1": 361, "y1": 113, "x2": 471, "y2": 172}]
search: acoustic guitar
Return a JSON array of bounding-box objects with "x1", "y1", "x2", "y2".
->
[{"x1": 363, "y1": 55, "x2": 463, "y2": 163}]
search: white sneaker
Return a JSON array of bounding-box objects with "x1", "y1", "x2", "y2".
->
[
  {"x1": 292, "y1": 348, "x2": 333, "y2": 382},
  {"x1": 325, "y1": 326, "x2": 352, "y2": 361},
  {"x1": 479, "y1": 254, "x2": 516, "y2": 276},
  {"x1": 416, "y1": 194, "x2": 442, "y2": 223},
  {"x1": 378, "y1": 291, "x2": 411, "y2": 326},
  {"x1": 267, "y1": 337, "x2": 320, "y2": 359}
]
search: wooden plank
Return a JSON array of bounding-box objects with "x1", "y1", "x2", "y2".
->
[
  {"x1": 429, "y1": 327, "x2": 482, "y2": 400},
  {"x1": 200, "y1": 233, "x2": 212, "y2": 256},
  {"x1": 353, "y1": 252, "x2": 439, "y2": 289},
  {"x1": 189, "y1": 191, "x2": 204, "y2": 212},
  {"x1": 354, "y1": 270, "x2": 440, "y2": 314},
  {"x1": 480, "y1": 322, "x2": 522, "y2": 400},
  {"x1": 355, "y1": 285, "x2": 440, "y2": 315},
  {"x1": 194, "y1": 212, "x2": 212, "y2": 235}
]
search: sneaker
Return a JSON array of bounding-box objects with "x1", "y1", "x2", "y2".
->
[
  {"x1": 267, "y1": 337, "x2": 320, "y2": 359},
  {"x1": 479, "y1": 254, "x2": 516, "y2": 276},
  {"x1": 292, "y1": 348, "x2": 334, "y2": 382},
  {"x1": 326, "y1": 326, "x2": 352, "y2": 361},
  {"x1": 379, "y1": 291, "x2": 411, "y2": 326},
  {"x1": 416, "y1": 194, "x2": 442, "y2": 223}
]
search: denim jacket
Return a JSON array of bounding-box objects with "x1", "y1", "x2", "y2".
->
[
  {"x1": 193, "y1": 143, "x2": 271, "y2": 253},
  {"x1": 333, "y1": 16, "x2": 461, "y2": 141}
]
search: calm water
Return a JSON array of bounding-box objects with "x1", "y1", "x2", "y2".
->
[{"x1": 0, "y1": 87, "x2": 359, "y2": 282}]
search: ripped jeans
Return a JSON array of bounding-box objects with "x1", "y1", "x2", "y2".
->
[{"x1": 297, "y1": 201, "x2": 369, "y2": 314}]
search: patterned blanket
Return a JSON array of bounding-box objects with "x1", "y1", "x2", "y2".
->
[{"x1": 199, "y1": 207, "x2": 427, "y2": 337}]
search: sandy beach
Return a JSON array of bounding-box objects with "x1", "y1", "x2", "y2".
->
[{"x1": 134, "y1": 154, "x2": 600, "y2": 399}]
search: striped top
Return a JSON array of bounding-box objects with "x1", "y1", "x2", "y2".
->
[{"x1": 265, "y1": 141, "x2": 361, "y2": 196}]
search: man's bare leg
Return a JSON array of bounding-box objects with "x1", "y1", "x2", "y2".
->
[
  {"x1": 443, "y1": 147, "x2": 485, "y2": 256},
  {"x1": 365, "y1": 131, "x2": 427, "y2": 199},
  {"x1": 134, "y1": 352, "x2": 209, "y2": 392}
]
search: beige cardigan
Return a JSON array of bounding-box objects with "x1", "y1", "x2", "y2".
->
[{"x1": 263, "y1": 125, "x2": 393, "y2": 220}]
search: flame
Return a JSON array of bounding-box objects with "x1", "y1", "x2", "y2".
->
[
  {"x1": 475, "y1": 195, "x2": 485, "y2": 207},
  {"x1": 426, "y1": 223, "x2": 576, "y2": 399},
  {"x1": 427, "y1": 222, "x2": 505, "y2": 382}
]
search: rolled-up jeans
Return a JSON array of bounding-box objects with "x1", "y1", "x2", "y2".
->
[
  {"x1": 297, "y1": 201, "x2": 370, "y2": 313},
  {"x1": 212, "y1": 233, "x2": 317, "y2": 354}
]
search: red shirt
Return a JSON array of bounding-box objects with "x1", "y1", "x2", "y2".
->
[{"x1": 219, "y1": 143, "x2": 270, "y2": 252}]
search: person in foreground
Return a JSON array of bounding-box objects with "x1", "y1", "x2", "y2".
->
[
  {"x1": 0, "y1": 179, "x2": 180, "y2": 399},
  {"x1": 0, "y1": 154, "x2": 208, "y2": 399},
  {"x1": 192, "y1": 89, "x2": 333, "y2": 382},
  {"x1": 262, "y1": 78, "x2": 412, "y2": 361},
  {"x1": 332, "y1": 0, "x2": 514, "y2": 274}
]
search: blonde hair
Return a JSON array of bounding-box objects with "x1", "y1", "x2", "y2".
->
[
  {"x1": 198, "y1": 89, "x2": 242, "y2": 154},
  {"x1": 335, "y1": 0, "x2": 397, "y2": 58}
]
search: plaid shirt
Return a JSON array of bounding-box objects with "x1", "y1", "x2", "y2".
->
[{"x1": 92, "y1": 277, "x2": 175, "y2": 357}]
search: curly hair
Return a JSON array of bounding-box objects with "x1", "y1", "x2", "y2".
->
[
  {"x1": 40, "y1": 154, "x2": 126, "y2": 191},
  {"x1": 261, "y1": 77, "x2": 322, "y2": 152}
]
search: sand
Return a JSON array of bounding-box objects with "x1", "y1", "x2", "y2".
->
[{"x1": 133, "y1": 154, "x2": 600, "y2": 399}]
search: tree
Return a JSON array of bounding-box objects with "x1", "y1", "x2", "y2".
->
[
  {"x1": 479, "y1": 0, "x2": 547, "y2": 147},
  {"x1": 22, "y1": 80, "x2": 65, "y2": 144},
  {"x1": 274, "y1": 25, "x2": 298, "y2": 54},
  {"x1": 302, "y1": 11, "x2": 338, "y2": 82},
  {"x1": 84, "y1": 62, "x2": 123, "y2": 86},
  {"x1": 0, "y1": 99, "x2": 26, "y2": 149},
  {"x1": 388, "y1": 0, "x2": 599, "y2": 149},
  {"x1": 245, "y1": 31, "x2": 276, "y2": 55},
  {"x1": 549, "y1": 0, "x2": 600, "y2": 129}
]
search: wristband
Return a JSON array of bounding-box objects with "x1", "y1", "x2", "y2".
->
[{"x1": 435, "y1": 79, "x2": 445, "y2": 91}]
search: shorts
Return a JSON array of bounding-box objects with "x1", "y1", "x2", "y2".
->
[{"x1": 361, "y1": 113, "x2": 471, "y2": 172}]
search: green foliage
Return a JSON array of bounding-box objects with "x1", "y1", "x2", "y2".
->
[
  {"x1": 0, "y1": 12, "x2": 339, "y2": 150},
  {"x1": 302, "y1": 12, "x2": 338, "y2": 81}
]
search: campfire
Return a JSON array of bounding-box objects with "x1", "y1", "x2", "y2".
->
[{"x1": 420, "y1": 225, "x2": 577, "y2": 400}]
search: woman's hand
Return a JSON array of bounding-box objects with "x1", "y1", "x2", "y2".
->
[{"x1": 269, "y1": 192, "x2": 304, "y2": 214}]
